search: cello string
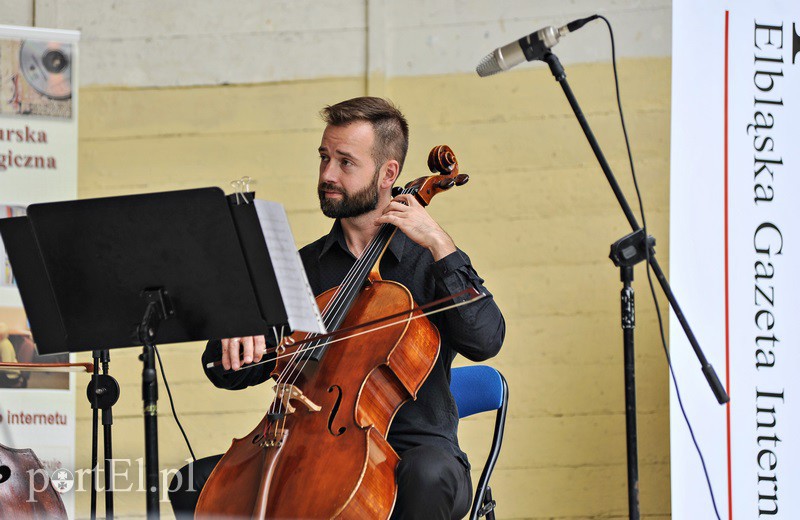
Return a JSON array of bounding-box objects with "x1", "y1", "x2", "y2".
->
[
  {"x1": 268, "y1": 199, "x2": 404, "y2": 419},
  {"x1": 274, "y1": 223, "x2": 394, "y2": 412},
  {"x1": 307, "y1": 186, "x2": 413, "y2": 341},
  {"x1": 276, "y1": 188, "x2": 410, "y2": 399},
  {"x1": 272, "y1": 223, "x2": 388, "y2": 394},
  {"x1": 244, "y1": 297, "x2": 479, "y2": 413},
  {"x1": 278, "y1": 211, "x2": 392, "y2": 364},
  {"x1": 292, "y1": 187, "x2": 412, "y2": 363},
  {"x1": 282, "y1": 190, "x2": 411, "y2": 393},
  {"x1": 271, "y1": 185, "x2": 422, "y2": 425},
  {"x1": 265, "y1": 325, "x2": 287, "y2": 436}
]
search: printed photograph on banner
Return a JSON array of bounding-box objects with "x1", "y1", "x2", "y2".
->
[
  {"x1": 0, "y1": 204, "x2": 69, "y2": 390},
  {"x1": 0, "y1": 306, "x2": 69, "y2": 390},
  {"x1": 1, "y1": 204, "x2": 25, "y2": 286},
  {"x1": 0, "y1": 38, "x2": 72, "y2": 119}
]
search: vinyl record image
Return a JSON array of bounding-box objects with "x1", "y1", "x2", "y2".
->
[{"x1": 19, "y1": 40, "x2": 72, "y2": 100}]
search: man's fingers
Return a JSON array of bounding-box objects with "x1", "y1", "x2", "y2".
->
[
  {"x1": 221, "y1": 336, "x2": 266, "y2": 371},
  {"x1": 378, "y1": 203, "x2": 411, "y2": 224},
  {"x1": 385, "y1": 200, "x2": 410, "y2": 213},
  {"x1": 375, "y1": 214, "x2": 400, "y2": 226},
  {"x1": 229, "y1": 337, "x2": 242, "y2": 370},
  {"x1": 391, "y1": 193, "x2": 415, "y2": 206},
  {"x1": 221, "y1": 338, "x2": 231, "y2": 371},
  {"x1": 254, "y1": 335, "x2": 267, "y2": 362},
  {"x1": 242, "y1": 336, "x2": 255, "y2": 364}
]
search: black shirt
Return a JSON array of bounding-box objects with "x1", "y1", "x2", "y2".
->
[{"x1": 202, "y1": 220, "x2": 505, "y2": 467}]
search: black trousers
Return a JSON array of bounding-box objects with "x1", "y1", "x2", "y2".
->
[{"x1": 169, "y1": 444, "x2": 472, "y2": 519}]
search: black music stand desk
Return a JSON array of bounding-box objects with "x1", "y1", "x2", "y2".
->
[{"x1": 0, "y1": 187, "x2": 290, "y2": 518}]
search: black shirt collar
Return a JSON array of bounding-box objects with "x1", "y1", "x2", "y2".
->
[{"x1": 319, "y1": 219, "x2": 405, "y2": 262}]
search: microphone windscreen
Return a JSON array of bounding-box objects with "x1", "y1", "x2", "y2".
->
[{"x1": 476, "y1": 51, "x2": 502, "y2": 77}]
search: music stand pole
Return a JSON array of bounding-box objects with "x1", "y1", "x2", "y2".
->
[
  {"x1": 100, "y1": 350, "x2": 115, "y2": 520},
  {"x1": 540, "y1": 51, "x2": 729, "y2": 519},
  {"x1": 90, "y1": 355, "x2": 99, "y2": 520},
  {"x1": 86, "y1": 349, "x2": 119, "y2": 519}
]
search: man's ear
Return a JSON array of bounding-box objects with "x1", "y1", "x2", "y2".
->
[{"x1": 380, "y1": 159, "x2": 400, "y2": 189}]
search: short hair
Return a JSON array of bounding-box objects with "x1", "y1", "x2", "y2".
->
[{"x1": 321, "y1": 97, "x2": 409, "y2": 173}]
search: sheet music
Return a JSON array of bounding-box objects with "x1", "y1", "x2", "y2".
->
[{"x1": 253, "y1": 199, "x2": 327, "y2": 334}]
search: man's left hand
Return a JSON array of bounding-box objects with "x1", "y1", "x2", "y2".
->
[{"x1": 375, "y1": 193, "x2": 456, "y2": 261}]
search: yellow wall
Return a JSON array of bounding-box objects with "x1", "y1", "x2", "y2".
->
[{"x1": 75, "y1": 57, "x2": 671, "y2": 518}]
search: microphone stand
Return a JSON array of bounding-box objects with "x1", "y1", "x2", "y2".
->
[
  {"x1": 540, "y1": 51, "x2": 729, "y2": 520},
  {"x1": 137, "y1": 288, "x2": 173, "y2": 519}
]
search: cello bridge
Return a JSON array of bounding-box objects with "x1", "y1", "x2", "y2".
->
[{"x1": 273, "y1": 383, "x2": 321, "y2": 415}]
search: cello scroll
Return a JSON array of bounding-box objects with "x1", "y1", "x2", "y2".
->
[{"x1": 402, "y1": 145, "x2": 469, "y2": 206}]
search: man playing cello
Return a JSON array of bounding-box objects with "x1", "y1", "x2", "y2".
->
[{"x1": 170, "y1": 97, "x2": 505, "y2": 519}]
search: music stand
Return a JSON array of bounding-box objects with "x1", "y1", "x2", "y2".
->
[{"x1": 0, "y1": 187, "x2": 290, "y2": 518}]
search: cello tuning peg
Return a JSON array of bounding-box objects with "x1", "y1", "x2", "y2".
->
[
  {"x1": 436, "y1": 178, "x2": 456, "y2": 190},
  {"x1": 454, "y1": 174, "x2": 469, "y2": 186}
]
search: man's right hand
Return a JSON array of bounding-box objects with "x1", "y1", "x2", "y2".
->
[{"x1": 221, "y1": 336, "x2": 266, "y2": 371}]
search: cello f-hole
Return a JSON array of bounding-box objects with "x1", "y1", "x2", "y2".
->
[{"x1": 327, "y1": 386, "x2": 346, "y2": 436}]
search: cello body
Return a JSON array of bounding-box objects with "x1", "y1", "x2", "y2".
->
[
  {"x1": 0, "y1": 443, "x2": 67, "y2": 519},
  {"x1": 196, "y1": 277, "x2": 440, "y2": 518}
]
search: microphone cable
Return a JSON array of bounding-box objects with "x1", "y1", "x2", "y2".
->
[
  {"x1": 596, "y1": 14, "x2": 722, "y2": 520},
  {"x1": 154, "y1": 345, "x2": 197, "y2": 463}
]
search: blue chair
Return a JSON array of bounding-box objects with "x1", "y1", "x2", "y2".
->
[{"x1": 450, "y1": 365, "x2": 509, "y2": 520}]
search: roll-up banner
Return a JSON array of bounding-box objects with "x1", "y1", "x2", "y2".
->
[
  {"x1": 671, "y1": 1, "x2": 800, "y2": 518},
  {"x1": 0, "y1": 25, "x2": 79, "y2": 516}
]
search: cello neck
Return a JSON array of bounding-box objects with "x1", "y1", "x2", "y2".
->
[
  {"x1": 304, "y1": 205, "x2": 405, "y2": 362},
  {"x1": 322, "y1": 222, "x2": 397, "y2": 331}
]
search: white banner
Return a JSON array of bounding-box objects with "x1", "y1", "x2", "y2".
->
[
  {"x1": 671, "y1": 1, "x2": 800, "y2": 518},
  {"x1": 0, "y1": 24, "x2": 79, "y2": 517}
]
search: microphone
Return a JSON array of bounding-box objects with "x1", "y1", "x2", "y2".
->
[{"x1": 476, "y1": 15, "x2": 599, "y2": 77}]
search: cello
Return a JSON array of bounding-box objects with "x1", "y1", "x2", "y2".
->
[{"x1": 196, "y1": 145, "x2": 470, "y2": 518}]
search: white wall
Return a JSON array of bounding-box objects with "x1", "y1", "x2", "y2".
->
[{"x1": 2, "y1": 0, "x2": 671, "y2": 87}]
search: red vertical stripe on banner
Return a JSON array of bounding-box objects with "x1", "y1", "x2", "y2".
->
[{"x1": 724, "y1": 9, "x2": 733, "y2": 520}]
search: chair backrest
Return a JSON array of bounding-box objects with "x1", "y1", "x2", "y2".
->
[
  {"x1": 450, "y1": 365, "x2": 508, "y2": 520},
  {"x1": 450, "y1": 365, "x2": 505, "y2": 418}
]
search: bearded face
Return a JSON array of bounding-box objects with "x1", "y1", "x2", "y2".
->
[{"x1": 318, "y1": 168, "x2": 381, "y2": 219}]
